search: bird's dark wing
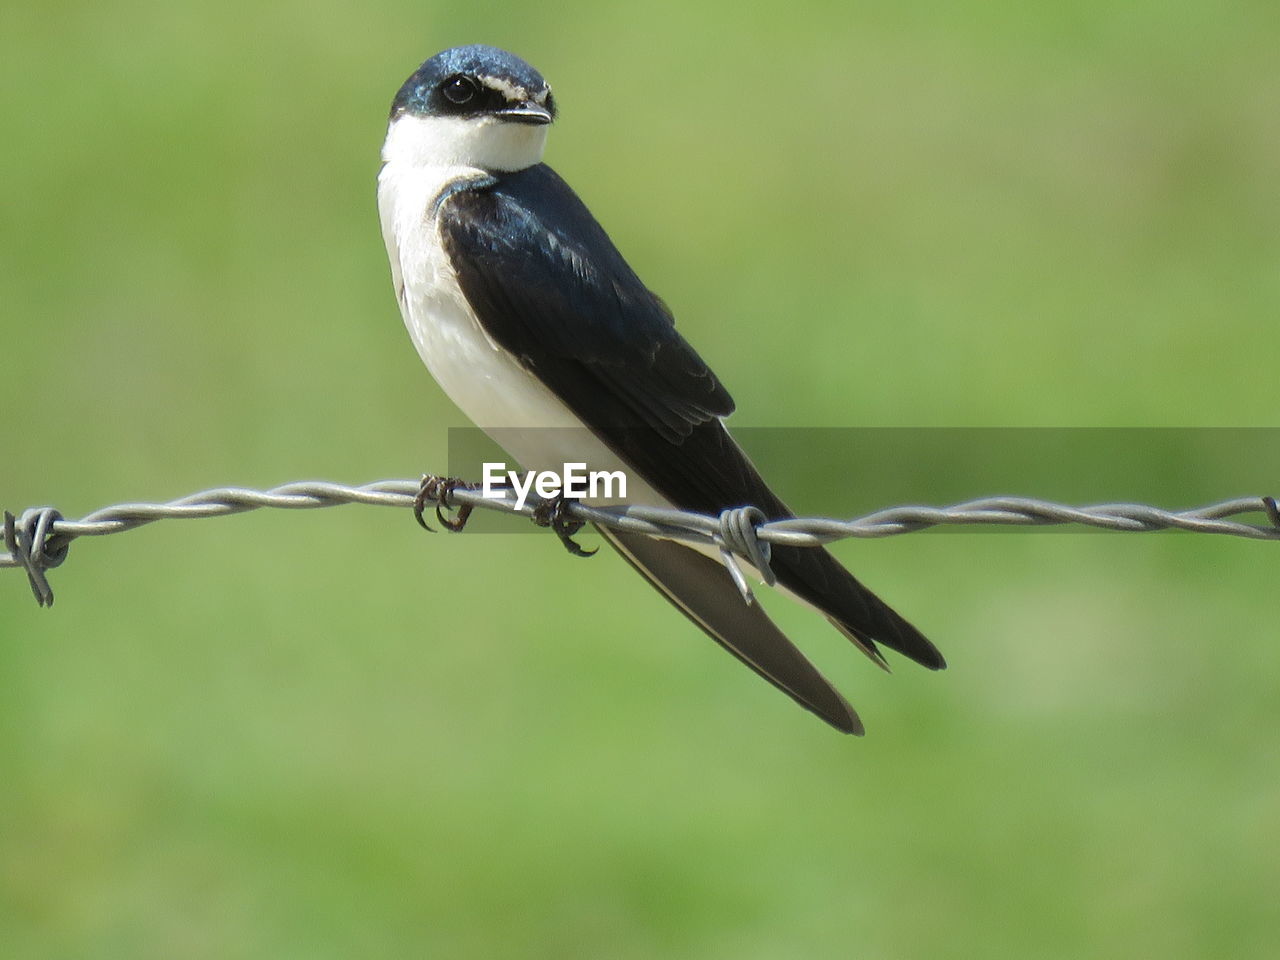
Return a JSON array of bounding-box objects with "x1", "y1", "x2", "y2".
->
[
  {"x1": 440, "y1": 164, "x2": 734, "y2": 444},
  {"x1": 439, "y1": 164, "x2": 944, "y2": 707}
]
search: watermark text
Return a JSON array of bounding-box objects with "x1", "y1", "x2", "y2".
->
[{"x1": 482, "y1": 462, "x2": 628, "y2": 510}]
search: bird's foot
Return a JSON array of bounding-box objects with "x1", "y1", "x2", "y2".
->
[
  {"x1": 532, "y1": 493, "x2": 597, "y2": 557},
  {"x1": 413, "y1": 475, "x2": 475, "y2": 533}
]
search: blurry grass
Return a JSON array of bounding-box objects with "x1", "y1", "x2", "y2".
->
[{"x1": 2, "y1": 1, "x2": 1278, "y2": 958}]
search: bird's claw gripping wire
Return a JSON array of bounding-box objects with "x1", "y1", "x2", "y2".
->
[
  {"x1": 1264, "y1": 496, "x2": 1280, "y2": 530},
  {"x1": 413, "y1": 475, "x2": 595, "y2": 555},
  {"x1": 413, "y1": 476, "x2": 475, "y2": 533},
  {"x1": 532, "y1": 494, "x2": 597, "y2": 557}
]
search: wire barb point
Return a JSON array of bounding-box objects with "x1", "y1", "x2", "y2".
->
[
  {"x1": 1263, "y1": 496, "x2": 1280, "y2": 530},
  {"x1": 3, "y1": 507, "x2": 68, "y2": 608},
  {"x1": 713, "y1": 506, "x2": 776, "y2": 603}
]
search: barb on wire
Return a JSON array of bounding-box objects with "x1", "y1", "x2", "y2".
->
[{"x1": 3, "y1": 479, "x2": 1277, "y2": 608}]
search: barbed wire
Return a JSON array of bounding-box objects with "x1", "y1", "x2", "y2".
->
[{"x1": 4, "y1": 479, "x2": 1277, "y2": 608}]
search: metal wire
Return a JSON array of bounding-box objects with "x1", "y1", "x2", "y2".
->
[{"x1": 3, "y1": 480, "x2": 1277, "y2": 607}]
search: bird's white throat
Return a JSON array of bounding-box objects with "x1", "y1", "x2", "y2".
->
[{"x1": 380, "y1": 112, "x2": 548, "y2": 173}]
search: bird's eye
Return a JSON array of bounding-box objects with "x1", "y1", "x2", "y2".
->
[{"x1": 441, "y1": 75, "x2": 478, "y2": 105}]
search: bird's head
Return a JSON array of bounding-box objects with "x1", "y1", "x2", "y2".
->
[{"x1": 384, "y1": 45, "x2": 556, "y2": 172}]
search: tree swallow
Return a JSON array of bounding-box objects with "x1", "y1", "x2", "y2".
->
[{"x1": 378, "y1": 44, "x2": 945, "y2": 734}]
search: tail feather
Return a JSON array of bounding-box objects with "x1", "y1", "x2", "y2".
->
[
  {"x1": 598, "y1": 525, "x2": 864, "y2": 734},
  {"x1": 768, "y1": 542, "x2": 946, "y2": 671}
]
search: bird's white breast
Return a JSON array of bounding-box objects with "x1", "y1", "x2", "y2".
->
[{"x1": 377, "y1": 137, "x2": 664, "y2": 504}]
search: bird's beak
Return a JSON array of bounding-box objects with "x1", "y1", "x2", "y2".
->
[{"x1": 498, "y1": 100, "x2": 553, "y2": 125}]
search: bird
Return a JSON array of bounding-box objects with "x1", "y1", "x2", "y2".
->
[{"x1": 377, "y1": 44, "x2": 945, "y2": 734}]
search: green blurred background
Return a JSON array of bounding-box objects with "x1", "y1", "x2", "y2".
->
[{"x1": 2, "y1": 2, "x2": 1277, "y2": 957}]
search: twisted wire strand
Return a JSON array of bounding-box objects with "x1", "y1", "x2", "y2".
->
[{"x1": 4, "y1": 480, "x2": 1277, "y2": 607}]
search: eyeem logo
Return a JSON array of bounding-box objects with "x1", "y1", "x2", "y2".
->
[{"x1": 482, "y1": 462, "x2": 628, "y2": 510}]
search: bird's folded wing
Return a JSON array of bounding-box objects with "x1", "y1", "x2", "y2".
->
[{"x1": 598, "y1": 525, "x2": 863, "y2": 734}]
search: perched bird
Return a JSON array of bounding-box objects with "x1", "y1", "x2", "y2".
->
[{"x1": 377, "y1": 44, "x2": 944, "y2": 734}]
